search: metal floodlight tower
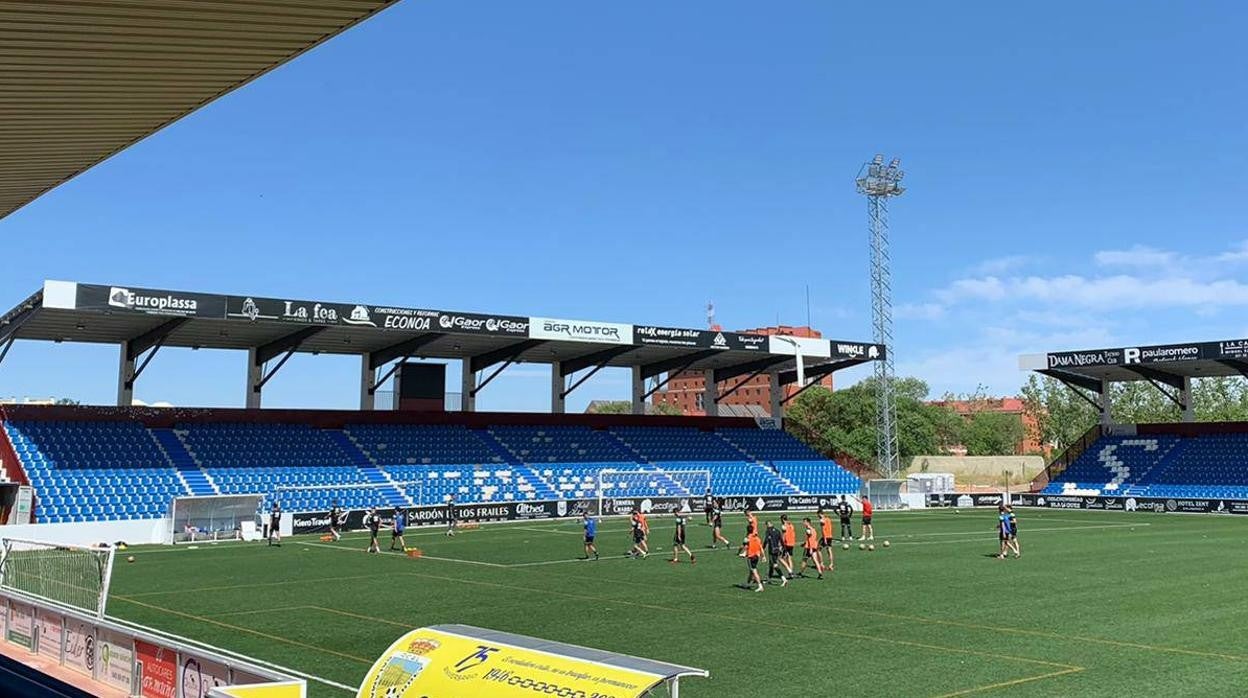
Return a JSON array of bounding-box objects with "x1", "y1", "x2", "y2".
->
[{"x1": 856, "y1": 154, "x2": 905, "y2": 479}]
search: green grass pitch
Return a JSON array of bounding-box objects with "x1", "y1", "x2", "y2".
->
[{"x1": 105, "y1": 508, "x2": 1248, "y2": 697}]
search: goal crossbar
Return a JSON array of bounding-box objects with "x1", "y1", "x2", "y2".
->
[
  {"x1": 0, "y1": 537, "x2": 115, "y2": 618},
  {"x1": 595, "y1": 468, "x2": 711, "y2": 516}
]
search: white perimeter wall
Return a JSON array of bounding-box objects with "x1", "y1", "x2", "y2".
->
[{"x1": 1, "y1": 517, "x2": 170, "y2": 547}]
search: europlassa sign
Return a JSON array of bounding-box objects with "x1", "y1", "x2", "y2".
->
[{"x1": 359, "y1": 628, "x2": 662, "y2": 698}]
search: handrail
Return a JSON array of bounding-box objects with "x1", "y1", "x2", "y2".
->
[{"x1": 1032, "y1": 423, "x2": 1103, "y2": 491}]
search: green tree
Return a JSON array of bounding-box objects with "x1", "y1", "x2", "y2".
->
[
  {"x1": 785, "y1": 377, "x2": 960, "y2": 466},
  {"x1": 1193, "y1": 377, "x2": 1248, "y2": 421},
  {"x1": 1020, "y1": 374, "x2": 1098, "y2": 454},
  {"x1": 588, "y1": 400, "x2": 682, "y2": 416},
  {"x1": 961, "y1": 411, "x2": 1025, "y2": 456}
]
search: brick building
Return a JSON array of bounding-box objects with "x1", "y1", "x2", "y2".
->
[
  {"x1": 928, "y1": 397, "x2": 1046, "y2": 455},
  {"x1": 652, "y1": 325, "x2": 833, "y2": 417}
]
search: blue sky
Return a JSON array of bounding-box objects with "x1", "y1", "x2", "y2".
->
[{"x1": 3, "y1": 1, "x2": 1248, "y2": 410}]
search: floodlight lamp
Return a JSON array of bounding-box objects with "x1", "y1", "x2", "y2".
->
[
  {"x1": 873, "y1": 154, "x2": 884, "y2": 165},
  {"x1": 889, "y1": 158, "x2": 900, "y2": 168}
]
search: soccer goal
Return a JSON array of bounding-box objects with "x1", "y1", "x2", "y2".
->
[
  {"x1": 170, "y1": 494, "x2": 265, "y2": 544},
  {"x1": 0, "y1": 538, "x2": 115, "y2": 618},
  {"x1": 594, "y1": 468, "x2": 711, "y2": 517}
]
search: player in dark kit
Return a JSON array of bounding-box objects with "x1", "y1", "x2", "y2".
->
[
  {"x1": 445, "y1": 494, "x2": 457, "y2": 537},
  {"x1": 267, "y1": 502, "x2": 281, "y2": 547},
  {"x1": 763, "y1": 521, "x2": 788, "y2": 587},
  {"x1": 670, "y1": 511, "x2": 696, "y2": 564},
  {"x1": 365, "y1": 507, "x2": 381, "y2": 554},
  {"x1": 836, "y1": 496, "x2": 853, "y2": 541},
  {"x1": 628, "y1": 511, "x2": 648, "y2": 558},
  {"x1": 704, "y1": 488, "x2": 715, "y2": 524},
  {"x1": 328, "y1": 501, "x2": 342, "y2": 542},
  {"x1": 710, "y1": 504, "x2": 731, "y2": 548}
]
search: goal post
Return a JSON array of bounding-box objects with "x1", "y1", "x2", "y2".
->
[
  {"x1": 170, "y1": 494, "x2": 265, "y2": 544},
  {"x1": 595, "y1": 468, "x2": 711, "y2": 517},
  {"x1": 0, "y1": 538, "x2": 115, "y2": 618}
]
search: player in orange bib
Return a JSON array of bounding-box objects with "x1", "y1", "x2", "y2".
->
[
  {"x1": 779, "y1": 515, "x2": 797, "y2": 580},
  {"x1": 743, "y1": 529, "x2": 765, "y2": 592},
  {"x1": 638, "y1": 511, "x2": 651, "y2": 555},
  {"x1": 818, "y1": 508, "x2": 836, "y2": 571},
  {"x1": 798, "y1": 518, "x2": 825, "y2": 580}
]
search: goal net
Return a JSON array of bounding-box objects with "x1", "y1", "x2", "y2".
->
[
  {"x1": 0, "y1": 538, "x2": 115, "y2": 618},
  {"x1": 593, "y1": 468, "x2": 711, "y2": 517},
  {"x1": 170, "y1": 494, "x2": 265, "y2": 544}
]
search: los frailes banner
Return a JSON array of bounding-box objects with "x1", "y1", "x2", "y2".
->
[{"x1": 358, "y1": 628, "x2": 664, "y2": 698}]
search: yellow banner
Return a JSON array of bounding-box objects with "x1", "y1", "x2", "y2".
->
[{"x1": 358, "y1": 628, "x2": 662, "y2": 698}]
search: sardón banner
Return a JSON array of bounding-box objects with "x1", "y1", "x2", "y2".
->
[{"x1": 358, "y1": 628, "x2": 664, "y2": 698}]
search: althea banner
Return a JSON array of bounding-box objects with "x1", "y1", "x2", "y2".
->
[{"x1": 359, "y1": 628, "x2": 662, "y2": 698}]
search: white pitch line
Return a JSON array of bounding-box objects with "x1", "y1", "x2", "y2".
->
[
  {"x1": 299, "y1": 540, "x2": 509, "y2": 568},
  {"x1": 901, "y1": 523, "x2": 1151, "y2": 538}
]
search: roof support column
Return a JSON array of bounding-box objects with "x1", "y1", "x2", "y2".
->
[
  {"x1": 702, "y1": 370, "x2": 718, "y2": 417},
  {"x1": 1182, "y1": 376, "x2": 1194, "y2": 423},
  {"x1": 631, "y1": 366, "x2": 645, "y2": 415},
  {"x1": 359, "y1": 355, "x2": 375, "y2": 411},
  {"x1": 769, "y1": 372, "x2": 783, "y2": 421},
  {"x1": 460, "y1": 360, "x2": 476, "y2": 412},
  {"x1": 116, "y1": 342, "x2": 135, "y2": 407},
  {"x1": 246, "y1": 348, "x2": 263, "y2": 409},
  {"x1": 1099, "y1": 379, "x2": 1112, "y2": 427},
  {"x1": 551, "y1": 362, "x2": 565, "y2": 414}
]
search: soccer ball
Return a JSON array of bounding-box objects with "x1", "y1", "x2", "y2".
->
[
  {"x1": 858, "y1": 543, "x2": 865, "y2": 551},
  {"x1": 842, "y1": 543, "x2": 850, "y2": 550},
  {"x1": 883, "y1": 541, "x2": 890, "y2": 548},
  {"x1": 868, "y1": 544, "x2": 875, "y2": 552},
  {"x1": 126, "y1": 555, "x2": 135, "y2": 563}
]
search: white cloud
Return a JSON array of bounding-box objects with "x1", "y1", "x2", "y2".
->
[
  {"x1": 1094, "y1": 246, "x2": 1175, "y2": 267},
  {"x1": 969, "y1": 255, "x2": 1032, "y2": 275},
  {"x1": 894, "y1": 302, "x2": 946, "y2": 320},
  {"x1": 937, "y1": 274, "x2": 1248, "y2": 309},
  {"x1": 1214, "y1": 241, "x2": 1248, "y2": 263}
]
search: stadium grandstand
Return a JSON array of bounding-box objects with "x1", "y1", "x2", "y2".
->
[
  {"x1": 0, "y1": 280, "x2": 876, "y2": 526},
  {"x1": 1022, "y1": 339, "x2": 1248, "y2": 508}
]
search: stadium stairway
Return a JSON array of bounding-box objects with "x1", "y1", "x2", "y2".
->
[
  {"x1": 476, "y1": 429, "x2": 524, "y2": 465},
  {"x1": 325, "y1": 430, "x2": 411, "y2": 509},
  {"x1": 152, "y1": 429, "x2": 216, "y2": 496}
]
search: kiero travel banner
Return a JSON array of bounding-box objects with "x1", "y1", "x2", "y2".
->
[{"x1": 358, "y1": 628, "x2": 664, "y2": 698}]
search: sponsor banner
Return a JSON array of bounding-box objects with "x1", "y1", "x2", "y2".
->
[
  {"x1": 828, "y1": 341, "x2": 885, "y2": 362},
  {"x1": 7, "y1": 600, "x2": 33, "y2": 650},
  {"x1": 436, "y1": 311, "x2": 528, "y2": 337},
  {"x1": 530, "y1": 317, "x2": 634, "y2": 345},
  {"x1": 925, "y1": 493, "x2": 1010, "y2": 508},
  {"x1": 76, "y1": 283, "x2": 225, "y2": 319},
  {"x1": 181, "y1": 653, "x2": 231, "y2": 698},
  {"x1": 767, "y1": 335, "x2": 832, "y2": 359},
  {"x1": 136, "y1": 639, "x2": 178, "y2": 698},
  {"x1": 99, "y1": 629, "x2": 134, "y2": 692},
  {"x1": 358, "y1": 627, "x2": 664, "y2": 698},
  {"x1": 1012, "y1": 493, "x2": 1248, "y2": 515},
  {"x1": 632, "y1": 326, "x2": 785, "y2": 353},
  {"x1": 1046, "y1": 349, "x2": 1124, "y2": 369},
  {"x1": 292, "y1": 495, "x2": 847, "y2": 533},
  {"x1": 225, "y1": 295, "x2": 388, "y2": 328},
  {"x1": 63, "y1": 618, "x2": 96, "y2": 677},
  {"x1": 1048, "y1": 339, "x2": 1248, "y2": 369},
  {"x1": 36, "y1": 608, "x2": 62, "y2": 658}
]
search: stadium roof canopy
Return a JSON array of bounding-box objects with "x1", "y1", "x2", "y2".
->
[
  {"x1": 1021, "y1": 339, "x2": 1248, "y2": 422},
  {"x1": 0, "y1": 281, "x2": 882, "y2": 413},
  {"x1": 0, "y1": 0, "x2": 398, "y2": 221}
]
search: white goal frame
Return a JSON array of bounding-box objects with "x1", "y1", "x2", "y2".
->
[
  {"x1": 595, "y1": 468, "x2": 712, "y2": 517},
  {"x1": 169, "y1": 494, "x2": 265, "y2": 545},
  {"x1": 0, "y1": 537, "x2": 116, "y2": 618}
]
